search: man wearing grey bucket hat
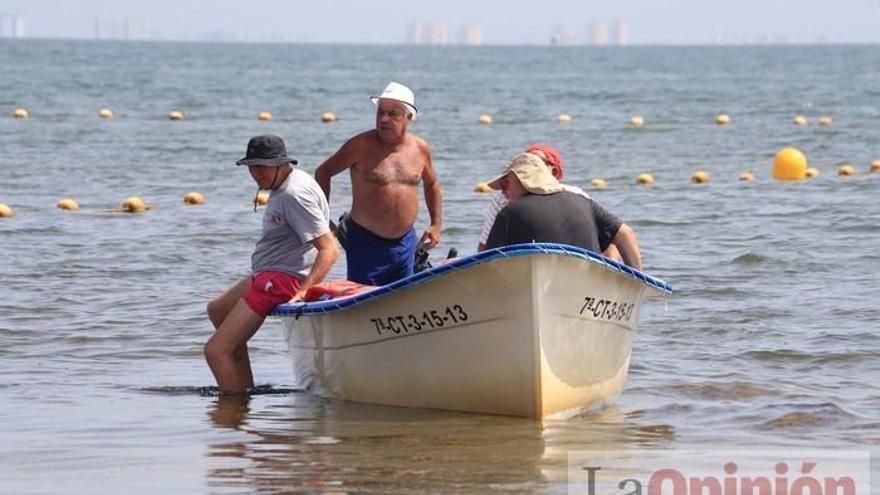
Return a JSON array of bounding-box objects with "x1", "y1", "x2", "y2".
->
[
  {"x1": 315, "y1": 81, "x2": 443, "y2": 286},
  {"x1": 205, "y1": 135, "x2": 339, "y2": 393},
  {"x1": 483, "y1": 153, "x2": 642, "y2": 270}
]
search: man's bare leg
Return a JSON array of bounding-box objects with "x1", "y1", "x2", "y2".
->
[
  {"x1": 207, "y1": 277, "x2": 256, "y2": 386},
  {"x1": 207, "y1": 277, "x2": 251, "y2": 329},
  {"x1": 204, "y1": 299, "x2": 265, "y2": 392}
]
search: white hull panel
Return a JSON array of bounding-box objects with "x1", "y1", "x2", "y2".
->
[{"x1": 279, "y1": 246, "x2": 668, "y2": 418}]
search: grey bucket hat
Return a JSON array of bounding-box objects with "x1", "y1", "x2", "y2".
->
[{"x1": 236, "y1": 135, "x2": 298, "y2": 167}]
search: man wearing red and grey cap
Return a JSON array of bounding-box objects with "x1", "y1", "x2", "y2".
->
[
  {"x1": 477, "y1": 144, "x2": 622, "y2": 261},
  {"x1": 482, "y1": 153, "x2": 642, "y2": 270}
]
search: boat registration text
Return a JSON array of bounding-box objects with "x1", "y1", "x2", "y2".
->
[
  {"x1": 578, "y1": 296, "x2": 636, "y2": 323},
  {"x1": 370, "y1": 305, "x2": 470, "y2": 335}
]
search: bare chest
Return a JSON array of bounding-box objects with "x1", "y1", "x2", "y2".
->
[{"x1": 356, "y1": 152, "x2": 423, "y2": 186}]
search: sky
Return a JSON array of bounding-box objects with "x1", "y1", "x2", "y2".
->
[{"x1": 2, "y1": 0, "x2": 879, "y2": 45}]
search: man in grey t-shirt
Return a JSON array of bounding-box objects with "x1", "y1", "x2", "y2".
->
[{"x1": 205, "y1": 135, "x2": 340, "y2": 394}]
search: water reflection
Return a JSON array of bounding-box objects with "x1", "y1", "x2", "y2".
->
[{"x1": 205, "y1": 394, "x2": 676, "y2": 494}]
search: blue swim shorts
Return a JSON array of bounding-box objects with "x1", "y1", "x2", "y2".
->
[{"x1": 344, "y1": 217, "x2": 417, "y2": 286}]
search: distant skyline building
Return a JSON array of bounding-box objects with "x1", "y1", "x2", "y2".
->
[
  {"x1": 406, "y1": 18, "x2": 426, "y2": 44},
  {"x1": 459, "y1": 23, "x2": 484, "y2": 46},
  {"x1": 430, "y1": 22, "x2": 449, "y2": 45},
  {"x1": 613, "y1": 20, "x2": 629, "y2": 46},
  {"x1": 124, "y1": 16, "x2": 152, "y2": 41},
  {"x1": 94, "y1": 16, "x2": 123, "y2": 40},
  {"x1": 95, "y1": 15, "x2": 154, "y2": 40},
  {"x1": 588, "y1": 22, "x2": 609, "y2": 46},
  {"x1": 550, "y1": 25, "x2": 575, "y2": 46},
  {"x1": 407, "y1": 19, "x2": 461, "y2": 45},
  {"x1": 0, "y1": 14, "x2": 26, "y2": 38}
]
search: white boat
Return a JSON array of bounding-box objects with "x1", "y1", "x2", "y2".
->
[{"x1": 273, "y1": 243, "x2": 672, "y2": 419}]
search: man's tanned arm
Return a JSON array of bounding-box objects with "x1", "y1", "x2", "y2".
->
[
  {"x1": 611, "y1": 223, "x2": 642, "y2": 271},
  {"x1": 314, "y1": 139, "x2": 358, "y2": 200},
  {"x1": 290, "y1": 232, "x2": 340, "y2": 302},
  {"x1": 420, "y1": 141, "x2": 443, "y2": 250}
]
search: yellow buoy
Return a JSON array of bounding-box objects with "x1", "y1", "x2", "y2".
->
[
  {"x1": 818, "y1": 116, "x2": 833, "y2": 126},
  {"x1": 478, "y1": 114, "x2": 493, "y2": 125},
  {"x1": 690, "y1": 170, "x2": 710, "y2": 184},
  {"x1": 870, "y1": 160, "x2": 880, "y2": 173},
  {"x1": 629, "y1": 116, "x2": 644, "y2": 127},
  {"x1": 12, "y1": 108, "x2": 29, "y2": 119},
  {"x1": 0, "y1": 203, "x2": 14, "y2": 218},
  {"x1": 793, "y1": 115, "x2": 808, "y2": 126},
  {"x1": 805, "y1": 167, "x2": 820, "y2": 178},
  {"x1": 738, "y1": 172, "x2": 756, "y2": 181},
  {"x1": 57, "y1": 198, "x2": 80, "y2": 211},
  {"x1": 122, "y1": 197, "x2": 146, "y2": 213},
  {"x1": 255, "y1": 192, "x2": 269, "y2": 206},
  {"x1": 716, "y1": 114, "x2": 730, "y2": 125},
  {"x1": 168, "y1": 111, "x2": 184, "y2": 121},
  {"x1": 589, "y1": 178, "x2": 608, "y2": 188},
  {"x1": 635, "y1": 173, "x2": 655, "y2": 185},
  {"x1": 99, "y1": 108, "x2": 115, "y2": 119},
  {"x1": 183, "y1": 191, "x2": 205, "y2": 205},
  {"x1": 838, "y1": 164, "x2": 855, "y2": 176},
  {"x1": 258, "y1": 111, "x2": 273, "y2": 121},
  {"x1": 557, "y1": 113, "x2": 572, "y2": 123},
  {"x1": 473, "y1": 182, "x2": 493, "y2": 193},
  {"x1": 321, "y1": 112, "x2": 337, "y2": 123},
  {"x1": 772, "y1": 147, "x2": 807, "y2": 181}
]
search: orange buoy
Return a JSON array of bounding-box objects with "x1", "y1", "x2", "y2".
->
[
  {"x1": 122, "y1": 197, "x2": 147, "y2": 213},
  {"x1": 838, "y1": 164, "x2": 855, "y2": 176},
  {"x1": 635, "y1": 173, "x2": 655, "y2": 185},
  {"x1": 690, "y1": 171, "x2": 710, "y2": 184},
  {"x1": 772, "y1": 147, "x2": 807, "y2": 181},
  {"x1": 183, "y1": 192, "x2": 205, "y2": 205},
  {"x1": 57, "y1": 198, "x2": 80, "y2": 211}
]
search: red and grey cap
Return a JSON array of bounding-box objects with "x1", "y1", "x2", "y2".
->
[{"x1": 525, "y1": 143, "x2": 563, "y2": 180}]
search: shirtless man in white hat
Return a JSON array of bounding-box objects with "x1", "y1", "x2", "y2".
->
[{"x1": 315, "y1": 82, "x2": 443, "y2": 285}]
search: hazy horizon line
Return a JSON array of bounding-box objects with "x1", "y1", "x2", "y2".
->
[{"x1": 4, "y1": 36, "x2": 878, "y2": 48}]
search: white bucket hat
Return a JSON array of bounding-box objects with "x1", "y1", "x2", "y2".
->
[{"x1": 370, "y1": 81, "x2": 418, "y2": 118}]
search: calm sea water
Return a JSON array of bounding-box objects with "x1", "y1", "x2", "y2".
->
[{"x1": 1, "y1": 40, "x2": 879, "y2": 494}]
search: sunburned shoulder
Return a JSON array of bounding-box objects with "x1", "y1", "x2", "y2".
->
[
  {"x1": 408, "y1": 132, "x2": 432, "y2": 153},
  {"x1": 345, "y1": 130, "x2": 379, "y2": 148}
]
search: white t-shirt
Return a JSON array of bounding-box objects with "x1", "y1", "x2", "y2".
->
[
  {"x1": 251, "y1": 168, "x2": 331, "y2": 278},
  {"x1": 477, "y1": 184, "x2": 590, "y2": 245}
]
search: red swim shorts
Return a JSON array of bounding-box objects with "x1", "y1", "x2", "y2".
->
[{"x1": 242, "y1": 271, "x2": 303, "y2": 316}]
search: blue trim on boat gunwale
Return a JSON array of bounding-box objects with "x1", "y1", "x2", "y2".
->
[{"x1": 272, "y1": 243, "x2": 673, "y2": 317}]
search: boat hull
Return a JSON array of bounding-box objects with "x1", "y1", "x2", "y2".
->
[{"x1": 278, "y1": 245, "x2": 669, "y2": 418}]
